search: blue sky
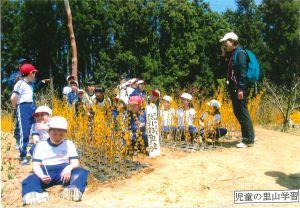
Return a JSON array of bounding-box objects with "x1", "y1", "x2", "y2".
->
[{"x1": 204, "y1": 0, "x2": 262, "y2": 13}]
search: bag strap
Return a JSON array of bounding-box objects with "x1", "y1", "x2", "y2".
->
[{"x1": 233, "y1": 47, "x2": 250, "y2": 64}]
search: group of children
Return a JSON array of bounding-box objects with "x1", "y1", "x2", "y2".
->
[
  {"x1": 160, "y1": 93, "x2": 228, "y2": 144},
  {"x1": 11, "y1": 63, "x2": 89, "y2": 205},
  {"x1": 60, "y1": 75, "x2": 228, "y2": 148},
  {"x1": 11, "y1": 62, "x2": 227, "y2": 205}
]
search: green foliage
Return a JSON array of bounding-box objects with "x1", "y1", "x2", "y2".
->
[
  {"x1": 1, "y1": 0, "x2": 298, "y2": 101},
  {"x1": 260, "y1": 0, "x2": 300, "y2": 86}
]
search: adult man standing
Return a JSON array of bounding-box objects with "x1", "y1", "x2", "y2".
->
[{"x1": 220, "y1": 32, "x2": 255, "y2": 148}]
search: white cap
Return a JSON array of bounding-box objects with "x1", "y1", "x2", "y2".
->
[
  {"x1": 66, "y1": 75, "x2": 74, "y2": 81},
  {"x1": 137, "y1": 80, "x2": 144, "y2": 85},
  {"x1": 207, "y1": 99, "x2": 221, "y2": 109},
  {"x1": 78, "y1": 89, "x2": 84, "y2": 94},
  {"x1": 34, "y1": 106, "x2": 52, "y2": 116},
  {"x1": 219, "y1": 32, "x2": 238, "y2": 42},
  {"x1": 70, "y1": 80, "x2": 78, "y2": 86},
  {"x1": 180, "y1": 93, "x2": 193, "y2": 101},
  {"x1": 128, "y1": 78, "x2": 138, "y2": 85},
  {"x1": 163, "y1": 95, "x2": 172, "y2": 102},
  {"x1": 49, "y1": 116, "x2": 68, "y2": 130}
]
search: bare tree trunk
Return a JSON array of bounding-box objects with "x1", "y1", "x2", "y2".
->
[
  {"x1": 263, "y1": 78, "x2": 300, "y2": 131},
  {"x1": 64, "y1": 0, "x2": 78, "y2": 81}
]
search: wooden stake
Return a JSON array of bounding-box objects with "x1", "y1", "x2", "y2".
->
[{"x1": 64, "y1": 0, "x2": 78, "y2": 81}]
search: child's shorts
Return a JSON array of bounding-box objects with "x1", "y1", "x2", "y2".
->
[{"x1": 162, "y1": 126, "x2": 176, "y2": 133}]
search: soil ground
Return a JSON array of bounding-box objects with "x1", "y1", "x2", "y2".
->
[{"x1": 1, "y1": 127, "x2": 300, "y2": 208}]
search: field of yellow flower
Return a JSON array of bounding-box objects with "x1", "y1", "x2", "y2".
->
[{"x1": 2, "y1": 87, "x2": 294, "y2": 179}]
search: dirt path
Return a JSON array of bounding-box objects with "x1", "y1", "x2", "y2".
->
[{"x1": 2, "y1": 127, "x2": 300, "y2": 207}]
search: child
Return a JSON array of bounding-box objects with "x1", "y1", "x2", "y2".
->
[
  {"x1": 67, "y1": 80, "x2": 78, "y2": 106},
  {"x1": 147, "y1": 89, "x2": 160, "y2": 110},
  {"x1": 29, "y1": 106, "x2": 52, "y2": 156},
  {"x1": 22, "y1": 116, "x2": 89, "y2": 205},
  {"x1": 112, "y1": 96, "x2": 128, "y2": 148},
  {"x1": 112, "y1": 95, "x2": 128, "y2": 120},
  {"x1": 177, "y1": 93, "x2": 197, "y2": 143},
  {"x1": 127, "y1": 78, "x2": 139, "y2": 97},
  {"x1": 75, "y1": 89, "x2": 89, "y2": 116},
  {"x1": 116, "y1": 76, "x2": 128, "y2": 101},
  {"x1": 63, "y1": 75, "x2": 75, "y2": 99},
  {"x1": 82, "y1": 79, "x2": 96, "y2": 106},
  {"x1": 128, "y1": 96, "x2": 148, "y2": 151},
  {"x1": 93, "y1": 86, "x2": 111, "y2": 110},
  {"x1": 11, "y1": 63, "x2": 38, "y2": 165},
  {"x1": 199, "y1": 100, "x2": 227, "y2": 142},
  {"x1": 137, "y1": 80, "x2": 147, "y2": 99},
  {"x1": 160, "y1": 95, "x2": 176, "y2": 140}
]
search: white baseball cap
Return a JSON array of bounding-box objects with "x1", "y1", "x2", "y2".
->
[
  {"x1": 49, "y1": 116, "x2": 68, "y2": 130},
  {"x1": 78, "y1": 89, "x2": 84, "y2": 94},
  {"x1": 163, "y1": 95, "x2": 172, "y2": 102},
  {"x1": 219, "y1": 32, "x2": 238, "y2": 42},
  {"x1": 33, "y1": 106, "x2": 52, "y2": 116},
  {"x1": 70, "y1": 80, "x2": 79, "y2": 86},
  {"x1": 137, "y1": 80, "x2": 144, "y2": 85},
  {"x1": 207, "y1": 99, "x2": 221, "y2": 109},
  {"x1": 66, "y1": 75, "x2": 74, "y2": 81},
  {"x1": 180, "y1": 93, "x2": 193, "y2": 101},
  {"x1": 128, "y1": 78, "x2": 138, "y2": 85}
]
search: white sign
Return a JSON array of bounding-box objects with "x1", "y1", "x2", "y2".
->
[
  {"x1": 234, "y1": 189, "x2": 300, "y2": 204},
  {"x1": 146, "y1": 104, "x2": 160, "y2": 157}
]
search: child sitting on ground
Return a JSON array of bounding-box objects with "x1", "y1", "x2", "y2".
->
[
  {"x1": 147, "y1": 90, "x2": 160, "y2": 110},
  {"x1": 22, "y1": 116, "x2": 89, "y2": 205},
  {"x1": 128, "y1": 96, "x2": 148, "y2": 153},
  {"x1": 199, "y1": 99, "x2": 227, "y2": 142},
  {"x1": 29, "y1": 106, "x2": 52, "y2": 156},
  {"x1": 112, "y1": 95, "x2": 129, "y2": 150},
  {"x1": 177, "y1": 93, "x2": 197, "y2": 143},
  {"x1": 74, "y1": 89, "x2": 89, "y2": 117},
  {"x1": 160, "y1": 95, "x2": 176, "y2": 140}
]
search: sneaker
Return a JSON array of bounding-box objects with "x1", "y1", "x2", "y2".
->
[
  {"x1": 20, "y1": 157, "x2": 29, "y2": 166},
  {"x1": 60, "y1": 187, "x2": 82, "y2": 202},
  {"x1": 22, "y1": 192, "x2": 49, "y2": 205},
  {"x1": 236, "y1": 142, "x2": 254, "y2": 148}
]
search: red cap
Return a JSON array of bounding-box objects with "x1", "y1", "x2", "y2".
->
[
  {"x1": 151, "y1": 90, "x2": 160, "y2": 98},
  {"x1": 19, "y1": 64, "x2": 38, "y2": 75},
  {"x1": 129, "y1": 96, "x2": 142, "y2": 106}
]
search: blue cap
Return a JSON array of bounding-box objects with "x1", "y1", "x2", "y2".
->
[{"x1": 18, "y1": 58, "x2": 28, "y2": 65}]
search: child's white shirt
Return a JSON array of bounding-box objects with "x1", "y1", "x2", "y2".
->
[
  {"x1": 32, "y1": 139, "x2": 78, "y2": 166},
  {"x1": 160, "y1": 108, "x2": 175, "y2": 126},
  {"x1": 214, "y1": 114, "x2": 221, "y2": 123},
  {"x1": 200, "y1": 113, "x2": 221, "y2": 127},
  {"x1": 177, "y1": 108, "x2": 196, "y2": 127},
  {"x1": 13, "y1": 80, "x2": 34, "y2": 104},
  {"x1": 31, "y1": 122, "x2": 50, "y2": 142},
  {"x1": 63, "y1": 86, "x2": 72, "y2": 96}
]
